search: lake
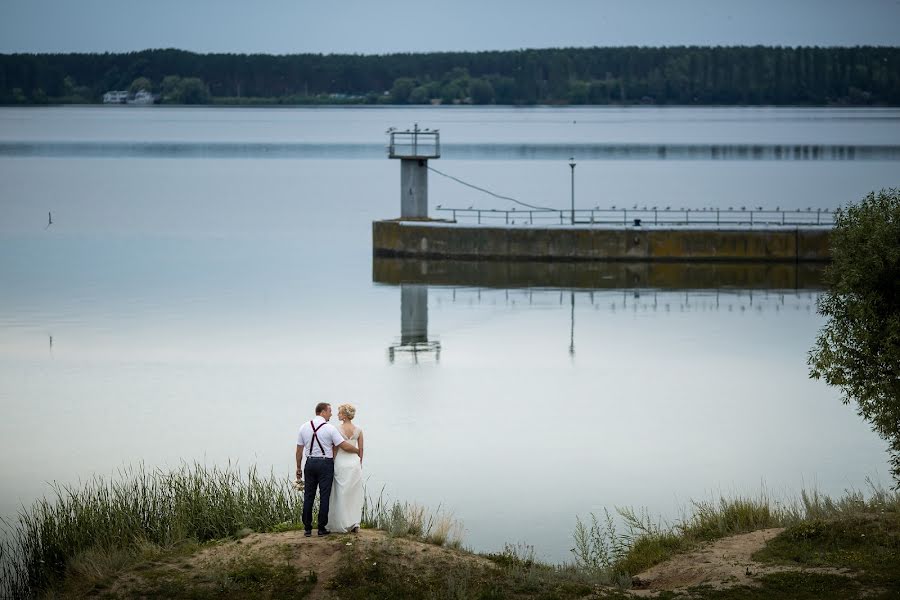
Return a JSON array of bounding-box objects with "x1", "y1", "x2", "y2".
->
[{"x1": 0, "y1": 106, "x2": 896, "y2": 562}]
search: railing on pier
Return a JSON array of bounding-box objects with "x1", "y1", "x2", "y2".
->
[
  {"x1": 387, "y1": 125, "x2": 440, "y2": 159},
  {"x1": 433, "y1": 206, "x2": 836, "y2": 227}
]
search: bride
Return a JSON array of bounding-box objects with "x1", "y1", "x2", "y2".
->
[{"x1": 327, "y1": 403, "x2": 364, "y2": 533}]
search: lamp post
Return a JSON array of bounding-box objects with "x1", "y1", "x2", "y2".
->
[{"x1": 569, "y1": 157, "x2": 576, "y2": 225}]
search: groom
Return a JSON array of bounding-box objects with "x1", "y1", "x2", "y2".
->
[{"x1": 296, "y1": 402, "x2": 360, "y2": 537}]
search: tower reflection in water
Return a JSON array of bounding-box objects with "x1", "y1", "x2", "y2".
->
[
  {"x1": 377, "y1": 258, "x2": 826, "y2": 363},
  {"x1": 388, "y1": 285, "x2": 441, "y2": 364}
]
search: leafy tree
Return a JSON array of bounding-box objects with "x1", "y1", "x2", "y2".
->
[
  {"x1": 440, "y1": 81, "x2": 465, "y2": 105},
  {"x1": 390, "y1": 77, "x2": 415, "y2": 104},
  {"x1": 408, "y1": 85, "x2": 430, "y2": 104},
  {"x1": 809, "y1": 189, "x2": 900, "y2": 486},
  {"x1": 63, "y1": 76, "x2": 76, "y2": 96},
  {"x1": 177, "y1": 77, "x2": 209, "y2": 104},
  {"x1": 491, "y1": 76, "x2": 517, "y2": 104},
  {"x1": 159, "y1": 75, "x2": 208, "y2": 104},
  {"x1": 160, "y1": 75, "x2": 182, "y2": 101},
  {"x1": 129, "y1": 77, "x2": 152, "y2": 93},
  {"x1": 1, "y1": 46, "x2": 899, "y2": 105},
  {"x1": 568, "y1": 80, "x2": 589, "y2": 104},
  {"x1": 469, "y1": 78, "x2": 494, "y2": 104}
]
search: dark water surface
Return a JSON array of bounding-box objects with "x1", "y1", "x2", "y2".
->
[{"x1": 0, "y1": 106, "x2": 894, "y2": 561}]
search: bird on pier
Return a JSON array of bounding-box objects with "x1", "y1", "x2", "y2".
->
[
  {"x1": 45, "y1": 211, "x2": 52, "y2": 229},
  {"x1": 385, "y1": 127, "x2": 396, "y2": 134}
]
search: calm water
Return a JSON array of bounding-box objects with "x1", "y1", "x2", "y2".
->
[{"x1": 0, "y1": 106, "x2": 896, "y2": 561}]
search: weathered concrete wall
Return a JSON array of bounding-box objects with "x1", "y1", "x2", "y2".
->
[
  {"x1": 400, "y1": 159, "x2": 428, "y2": 218},
  {"x1": 373, "y1": 257, "x2": 826, "y2": 290},
  {"x1": 373, "y1": 221, "x2": 831, "y2": 262}
]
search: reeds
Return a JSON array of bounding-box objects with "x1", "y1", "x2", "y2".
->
[
  {"x1": 572, "y1": 482, "x2": 900, "y2": 580},
  {"x1": 0, "y1": 462, "x2": 306, "y2": 598},
  {"x1": 361, "y1": 488, "x2": 463, "y2": 549}
]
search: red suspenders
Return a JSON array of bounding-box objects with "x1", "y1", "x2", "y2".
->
[{"x1": 309, "y1": 420, "x2": 327, "y2": 457}]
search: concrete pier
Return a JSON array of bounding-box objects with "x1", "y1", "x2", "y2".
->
[{"x1": 372, "y1": 221, "x2": 831, "y2": 262}]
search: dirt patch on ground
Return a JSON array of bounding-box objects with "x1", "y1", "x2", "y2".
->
[
  {"x1": 109, "y1": 529, "x2": 494, "y2": 599},
  {"x1": 629, "y1": 528, "x2": 851, "y2": 595}
]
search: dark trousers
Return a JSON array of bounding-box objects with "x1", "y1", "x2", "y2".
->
[{"x1": 303, "y1": 457, "x2": 334, "y2": 532}]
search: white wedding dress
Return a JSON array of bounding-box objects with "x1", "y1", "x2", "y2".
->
[{"x1": 327, "y1": 426, "x2": 363, "y2": 533}]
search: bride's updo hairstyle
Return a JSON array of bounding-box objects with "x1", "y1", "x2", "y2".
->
[{"x1": 337, "y1": 403, "x2": 356, "y2": 421}]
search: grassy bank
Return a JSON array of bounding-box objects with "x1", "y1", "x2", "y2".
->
[{"x1": 1, "y1": 464, "x2": 898, "y2": 598}]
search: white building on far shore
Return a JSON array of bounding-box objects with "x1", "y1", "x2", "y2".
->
[
  {"x1": 128, "y1": 90, "x2": 155, "y2": 104},
  {"x1": 102, "y1": 90, "x2": 128, "y2": 104}
]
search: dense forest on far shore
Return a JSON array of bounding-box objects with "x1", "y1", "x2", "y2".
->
[{"x1": 1, "y1": 46, "x2": 898, "y2": 106}]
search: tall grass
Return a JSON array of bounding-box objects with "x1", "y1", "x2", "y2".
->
[
  {"x1": 361, "y1": 488, "x2": 463, "y2": 549},
  {"x1": 0, "y1": 462, "x2": 306, "y2": 598},
  {"x1": 572, "y1": 482, "x2": 900, "y2": 580}
]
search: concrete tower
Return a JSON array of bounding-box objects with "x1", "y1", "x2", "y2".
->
[{"x1": 388, "y1": 124, "x2": 440, "y2": 219}]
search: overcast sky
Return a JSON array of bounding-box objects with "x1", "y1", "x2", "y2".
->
[{"x1": 2, "y1": 0, "x2": 899, "y2": 55}]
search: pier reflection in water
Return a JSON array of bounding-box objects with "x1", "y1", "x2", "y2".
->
[
  {"x1": 376, "y1": 258, "x2": 825, "y2": 362},
  {"x1": 373, "y1": 257, "x2": 826, "y2": 291}
]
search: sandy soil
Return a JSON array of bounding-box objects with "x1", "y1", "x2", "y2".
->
[
  {"x1": 629, "y1": 527, "x2": 850, "y2": 595},
  {"x1": 110, "y1": 529, "x2": 494, "y2": 599}
]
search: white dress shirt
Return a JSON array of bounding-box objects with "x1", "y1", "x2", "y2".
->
[{"x1": 297, "y1": 415, "x2": 346, "y2": 458}]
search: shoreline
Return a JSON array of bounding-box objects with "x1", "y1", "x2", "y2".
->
[{"x1": 2, "y1": 463, "x2": 897, "y2": 599}]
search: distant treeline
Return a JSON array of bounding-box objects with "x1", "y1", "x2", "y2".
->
[{"x1": 1, "y1": 46, "x2": 898, "y2": 106}]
